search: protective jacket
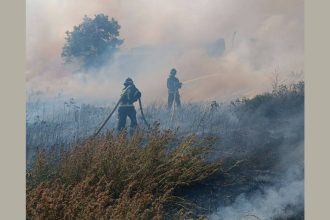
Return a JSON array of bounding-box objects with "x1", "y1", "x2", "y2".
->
[
  {"x1": 119, "y1": 84, "x2": 141, "y2": 107},
  {"x1": 167, "y1": 75, "x2": 182, "y2": 93}
]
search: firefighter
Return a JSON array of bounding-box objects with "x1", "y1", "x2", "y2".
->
[
  {"x1": 117, "y1": 78, "x2": 141, "y2": 135},
  {"x1": 167, "y1": 68, "x2": 182, "y2": 109}
]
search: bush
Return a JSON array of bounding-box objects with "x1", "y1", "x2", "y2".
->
[
  {"x1": 26, "y1": 128, "x2": 223, "y2": 219},
  {"x1": 234, "y1": 81, "x2": 304, "y2": 119}
]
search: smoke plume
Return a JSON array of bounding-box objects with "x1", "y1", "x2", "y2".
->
[{"x1": 27, "y1": 0, "x2": 303, "y2": 104}]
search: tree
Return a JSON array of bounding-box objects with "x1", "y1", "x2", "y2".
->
[{"x1": 62, "y1": 14, "x2": 123, "y2": 69}]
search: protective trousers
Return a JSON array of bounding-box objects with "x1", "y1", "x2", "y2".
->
[
  {"x1": 168, "y1": 91, "x2": 181, "y2": 109},
  {"x1": 117, "y1": 106, "x2": 137, "y2": 134}
]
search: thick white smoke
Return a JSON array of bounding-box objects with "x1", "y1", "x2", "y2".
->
[
  {"x1": 210, "y1": 180, "x2": 303, "y2": 220},
  {"x1": 26, "y1": 0, "x2": 303, "y2": 104},
  {"x1": 210, "y1": 128, "x2": 304, "y2": 220}
]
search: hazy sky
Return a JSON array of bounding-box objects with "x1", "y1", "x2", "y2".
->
[{"x1": 26, "y1": 0, "x2": 304, "y2": 104}]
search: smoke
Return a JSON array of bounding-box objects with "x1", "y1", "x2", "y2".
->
[
  {"x1": 26, "y1": 0, "x2": 303, "y2": 104},
  {"x1": 208, "y1": 97, "x2": 304, "y2": 219},
  {"x1": 210, "y1": 178, "x2": 303, "y2": 220},
  {"x1": 209, "y1": 116, "x2": 304, "y2": 220},
  {"x1": 209, "y1": 152, "x2": 304, "y2": 220}
]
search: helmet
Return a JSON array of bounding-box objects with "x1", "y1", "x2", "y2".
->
[
  {"x1": 170, "y1": 68, "x2": 177, "y2": 75},
  {"x1": 124, "y1": 77, "x2": 134, "y2": 86}
]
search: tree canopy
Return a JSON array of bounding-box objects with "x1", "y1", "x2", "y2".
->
[{"x1": 62, "y1": 14, "x2": 123, "y2": 69}]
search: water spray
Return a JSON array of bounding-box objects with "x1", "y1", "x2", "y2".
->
[{"x1": 182, "y1": 73, "x2": 222, "y2": 85}]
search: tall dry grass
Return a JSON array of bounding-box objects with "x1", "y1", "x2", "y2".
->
[{"x1": 27, "y1": 126, "x2": 223, "y2": 219}]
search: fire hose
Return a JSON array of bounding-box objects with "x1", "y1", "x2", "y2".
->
[
  {"x1": 93, "y1": 97, "x2": 121, "y2": 137},
  {"x1": 94, "y1": 97, "x2": 150, "y2": 137},
  {"x1": 138, "y1": 98, "x2": 150, "y2": 129}
]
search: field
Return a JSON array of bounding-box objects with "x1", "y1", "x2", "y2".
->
[{"x1": 26, "y1": 82, "x2": 304, "y2": 219}]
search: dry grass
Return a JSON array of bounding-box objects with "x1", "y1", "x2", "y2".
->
[{"x1": 26, "y1": 126, "x2": 223, "y2": 220}]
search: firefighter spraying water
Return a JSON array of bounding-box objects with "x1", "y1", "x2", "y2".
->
[
  {"x1": 167, "y1": 68, "x2": 182, "y2": 110},
  {"x1": 94, "y1": 71, "x2": 224, "y2": 136}
]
